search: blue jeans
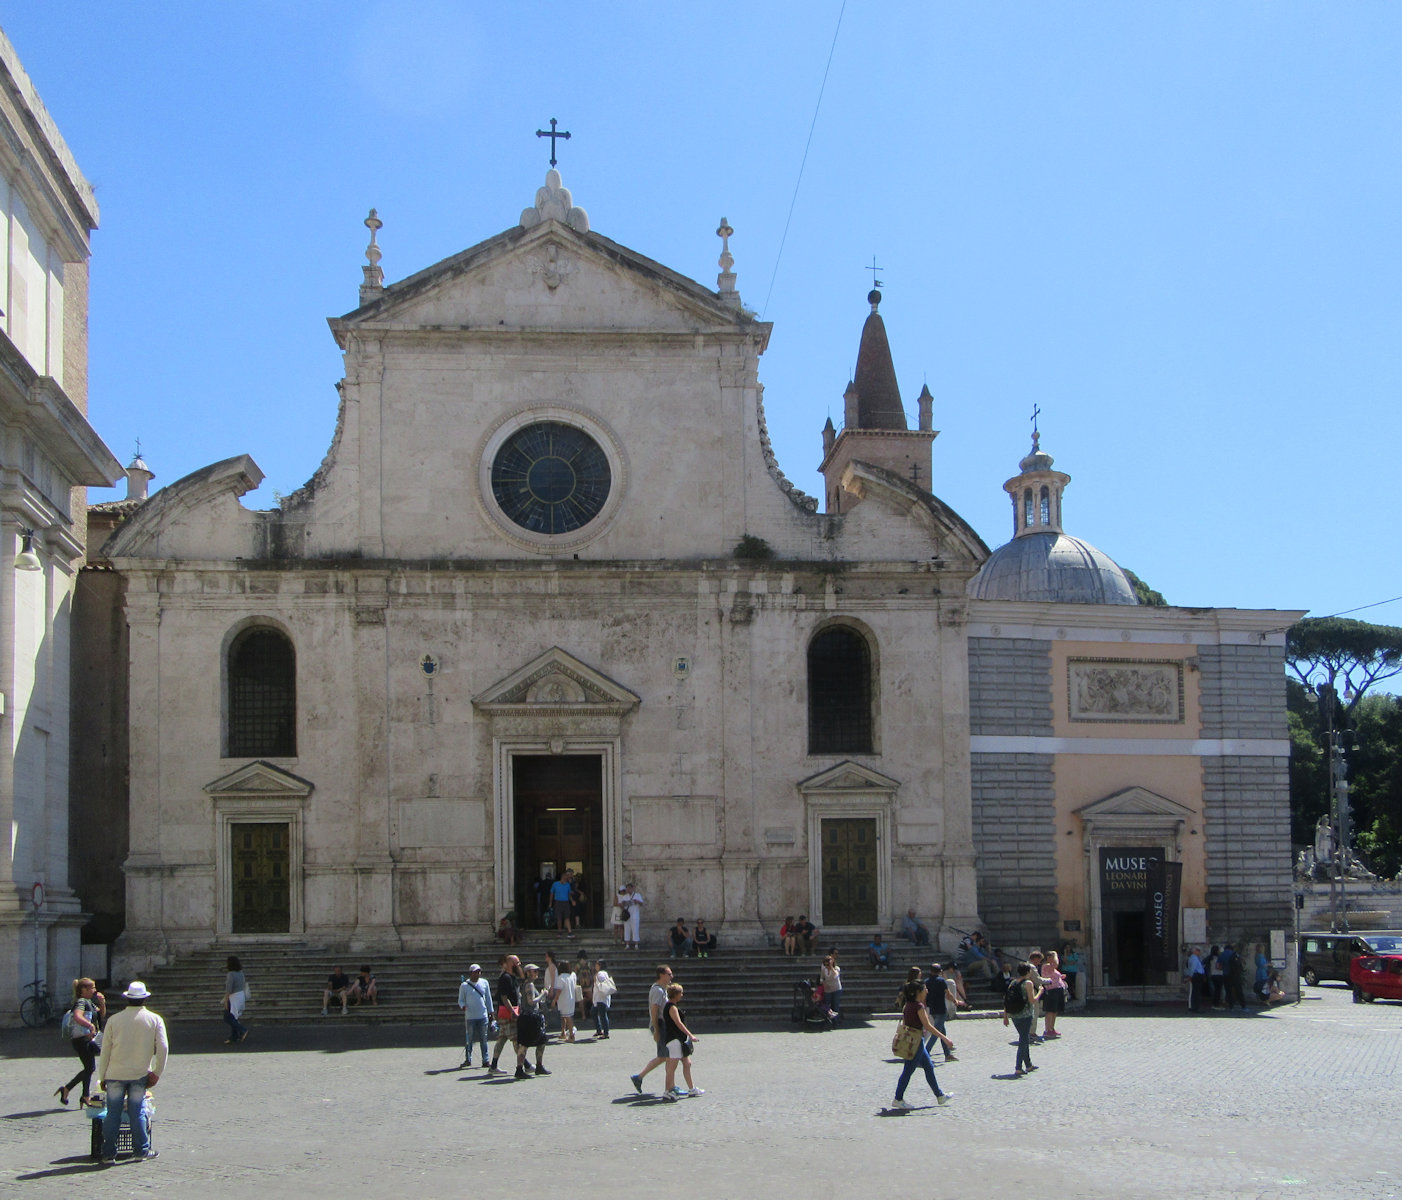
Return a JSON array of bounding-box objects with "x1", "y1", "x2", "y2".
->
[
  {"x1": 670, "y1": 937, "x2": 693, "y2": 958},
  {"x1": 924, "y1": 1009, "x2": 949, "y2": 1056},
  {"x1": 895, "y1": 1040, "x2": 942, "y2": 1101},
  {"x1": 1012, "y1": 1015, "x2": 1034, "y2": 1072},
  {"x1": 464, "y1": 1018, "x2": 489, "y2": 1064},
  {"x1": 223, "y1": 1007, "x2": 247, "y2": 1042},
  {"x1": 102, "y1": 1079, "x2": 150, "y2": 1158},
  {"x1": 594, "y1": 1002, "x2": 611, "y2": 1036}
]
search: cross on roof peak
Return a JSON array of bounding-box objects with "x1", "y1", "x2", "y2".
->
[{"x1": 535, "y1": 118, "x2": 572, "y2": 168}]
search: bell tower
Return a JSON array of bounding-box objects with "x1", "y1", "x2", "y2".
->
[{"x1": 818, "y1": 290, "x2": 937, "y2": 513}]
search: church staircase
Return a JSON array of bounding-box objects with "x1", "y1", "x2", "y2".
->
[{"x1": 130, "y1": 933, "x2": 1006, "y2": 1027}]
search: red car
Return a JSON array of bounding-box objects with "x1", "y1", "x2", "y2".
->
[{"x1": 1350, "y1": 954, "x2": 1402, "y2": 1003}]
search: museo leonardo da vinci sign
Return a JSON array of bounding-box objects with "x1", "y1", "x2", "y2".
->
[{"x1": 1099, "y1": 847, "x2": 1182, "y2": 973}]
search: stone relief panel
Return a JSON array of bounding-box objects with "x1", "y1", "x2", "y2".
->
[
  {"x1": 1068, "y1": 658, "x2": 1184, "y2": 724},
  {"x1": 628, "y1": 796, "x2": 719, "y2": 847}
]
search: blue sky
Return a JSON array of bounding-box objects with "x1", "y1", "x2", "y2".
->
[{"x1": 5, "y1": 2, "x2": 1399, "y2": 626}]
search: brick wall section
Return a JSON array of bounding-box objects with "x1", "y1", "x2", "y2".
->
[
  {"x1": 969, "y1": 637, "x2": 1053, "y2": 736},
  {"x1": 971, "y1": 752, "x2": 1059, "y2": 946},
  {"x1": 1197, "y1": 643, "x2": 1288, "y2": 739},
  {"x1": 1203, "y1": 755, "x2": 1294, "y2": 938}
]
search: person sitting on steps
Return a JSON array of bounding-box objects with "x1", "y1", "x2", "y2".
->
[
  {"x1": 869, "y1": 933, "x2": 893, "y2": 970},
  {"x1": 322, "y1": 966, "x2": 352, "y2": 1016},
  {"x1": 692, "y1": 918, "x2": 716, "y2": 958},
  {"x1": 668, "y1": 918, "x2": 694, "y2": 959}
]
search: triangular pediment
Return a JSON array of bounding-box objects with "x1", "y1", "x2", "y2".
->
[
  {"x1": 473, "y1": 647, "x2": 640, "y2": 714},
  {"x1": 331, "y1": 219, "x2": 763, "y2": 343},
  {"x1": 1075, "y1": 787, "x2": 1193, "y2": 820},
  {"x1": 797, "y1": 760, "x2": 902, "y2": 796},
  {"x1": 204, "y1": 760, "x2": 314, "y2": 798}
]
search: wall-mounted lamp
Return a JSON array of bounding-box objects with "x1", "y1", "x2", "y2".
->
[{"x1": 13, "y1": 529, "x2": 41, "y2": 572}]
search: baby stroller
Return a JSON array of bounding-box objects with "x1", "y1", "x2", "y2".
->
[{"x1": 790, "y1": 979, "x2": 834, "y2": 1030}]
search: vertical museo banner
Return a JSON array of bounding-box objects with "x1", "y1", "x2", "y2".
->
[{"x1": 1144, "y1": 858, "x2": 1182, "y2": 972}]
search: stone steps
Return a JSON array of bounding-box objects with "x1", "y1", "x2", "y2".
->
[{"x1": 131, "y1": 935, "x2": 1005, "y2": 1025}]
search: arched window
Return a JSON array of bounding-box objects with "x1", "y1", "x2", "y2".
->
[
  {"x1": 808, "y1": 626, "x2": 874, "y2": 754},
  {"x1": 227, "y1": 626, "x2": 296, "y2": 757},
  {"x1": 1023, "y1": 488, "x2": 1034, "y2": 530},
  {"x1": 1039, "y1": 486, "x2": 1050, "y2": 525}
]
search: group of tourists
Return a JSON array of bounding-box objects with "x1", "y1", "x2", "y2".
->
[
  {"x1": 888, "y1": 945, "x2": 1072, "y2": 1108},
  {"x1": 463, "y1": 952, "x2": 621, "y2": 1078},
  {"x1": 1185, "y1": 942, "x2": 1284, "y2": 1011}
]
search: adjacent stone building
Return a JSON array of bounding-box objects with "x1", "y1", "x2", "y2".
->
[
  {"x1": 0, "y1": 30, "x2": 122, "y2": 1022},
  {"x1": 82, "y1": 168, "x2": 1298, "y2": 1000}
]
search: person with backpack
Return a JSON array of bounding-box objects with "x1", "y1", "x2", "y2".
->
[
  {"x1": 1002, "y1": 963, "x2": 1043, "y2": 1077},
  {"x1": 54, "y1": 977, "x2": 105, "y2": 1106}
]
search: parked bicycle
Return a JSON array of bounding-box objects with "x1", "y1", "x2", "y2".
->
[{"x1": 20, "y1": 978, "x2": 58, "y2": 1027}]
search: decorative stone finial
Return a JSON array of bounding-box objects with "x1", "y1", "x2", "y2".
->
[
  {"x1": 360, "y1": 208, "x2": 384, "y2": 305},
  {"x1": 716, "y1": 216, "x2": 740, "y2": 307},
  {"x1": 868, "y1": 288, "x2": 882, "y2": 312},
  {"x1": 520, "y1": 169, "x2": 589, "y2": 233}
]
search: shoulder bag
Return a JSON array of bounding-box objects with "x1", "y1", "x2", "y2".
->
[{"x1": 891, "y1": 1023, "x2": 921, "y2": 1060}]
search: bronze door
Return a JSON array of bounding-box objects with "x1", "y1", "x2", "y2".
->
[
  {"x1": 230, "y1": 822, "x2": 290, "y2": 934},
  {"x1": 514, "y1": 755, "x2": 603, "y2": 929},
  {"x1": 821, "y1": 817, "x2": 878, "y2": 926}
]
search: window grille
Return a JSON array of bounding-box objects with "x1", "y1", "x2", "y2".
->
[
  {"x1": 227, "y1": 627, "x2": 296, "y2": 757},
  {"x1": 807, "y1": 627, "x2": 874, "y2": 754}
]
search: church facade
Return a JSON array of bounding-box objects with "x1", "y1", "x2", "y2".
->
[{"x1": 88, "y1": 170, "x2": 1299, "y2": 998}]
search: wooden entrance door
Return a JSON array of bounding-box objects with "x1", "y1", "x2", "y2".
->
[
  {"x1": 513, "y1": 755, "x2": 603, "y2": 929},
  {"x1": 230, "y1": 822, "x2": 290, "y2": 934},
  {"x1": 820, "y1": 817, "x2": 878, "y2": 925}
]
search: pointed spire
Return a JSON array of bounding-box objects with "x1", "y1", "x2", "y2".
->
[
  {"x1": 851, "y1": 289, "x2": 906, "y2": 430},
  {"x1": 822, "y1": 415, "x2": 836, "y2": 457},
  {"x1": 916, "y1": 383, "x2": 933, "y2": 432},
  {"x1": 360, "y1": 209, "x2": 384, "y2": 305},
  {"x1": 716, "y1": 217, "x2": 740, "y2": 308}
]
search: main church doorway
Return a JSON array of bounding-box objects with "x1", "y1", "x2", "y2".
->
[{"x1": 513, "y1": 755, "x2": 604, "y2": 930}]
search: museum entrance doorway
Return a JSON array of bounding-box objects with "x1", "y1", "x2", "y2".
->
[{"x1": 513, "y1": 754, "x2": 604, "y2": 930}]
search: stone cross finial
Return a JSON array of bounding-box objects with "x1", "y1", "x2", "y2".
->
[
  {"x1": 717, "y1": 217, "x2": 740, "y2": 307},
  {"x1": 360, "y1": 208, "x2": 385, "y2": 304}
]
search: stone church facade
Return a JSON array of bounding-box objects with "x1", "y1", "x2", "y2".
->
[{"x1": 84, "y1": 170, "x2": 1299, "y2": 998}]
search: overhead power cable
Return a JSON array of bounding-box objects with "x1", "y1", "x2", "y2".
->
[{"x1": 760, "y1": 0, "x2": 847, "y2": 319}]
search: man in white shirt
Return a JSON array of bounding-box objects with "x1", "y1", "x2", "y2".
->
[
  {"x1": 97, "y1": 981, "x2": 168, "y2": 1163},
  {"x1": 624, "y1": 881, "x2": 644, "y2": 949}
]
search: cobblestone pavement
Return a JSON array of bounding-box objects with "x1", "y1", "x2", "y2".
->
[{"x1": 1, "y1": 984, "x2": 1397, "y2": 1199}]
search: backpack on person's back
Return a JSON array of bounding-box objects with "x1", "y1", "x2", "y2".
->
[{"x1": 1004, "y1": 978, "x2": 1027, "y2": 1015}]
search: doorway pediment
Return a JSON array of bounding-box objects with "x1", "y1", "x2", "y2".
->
[
  {"x1": 1075, "y1": 787, "x2": 1193, "y2": 821},
  {"x1": 473, "y1": 647, "x2": 641, "y2": 716},
  {"x1": 797, "y1": 760, "x2": 901, "y2": 798},
  {"x1": 204, "y1": 760, "x2": 314, "y2": 799}
]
